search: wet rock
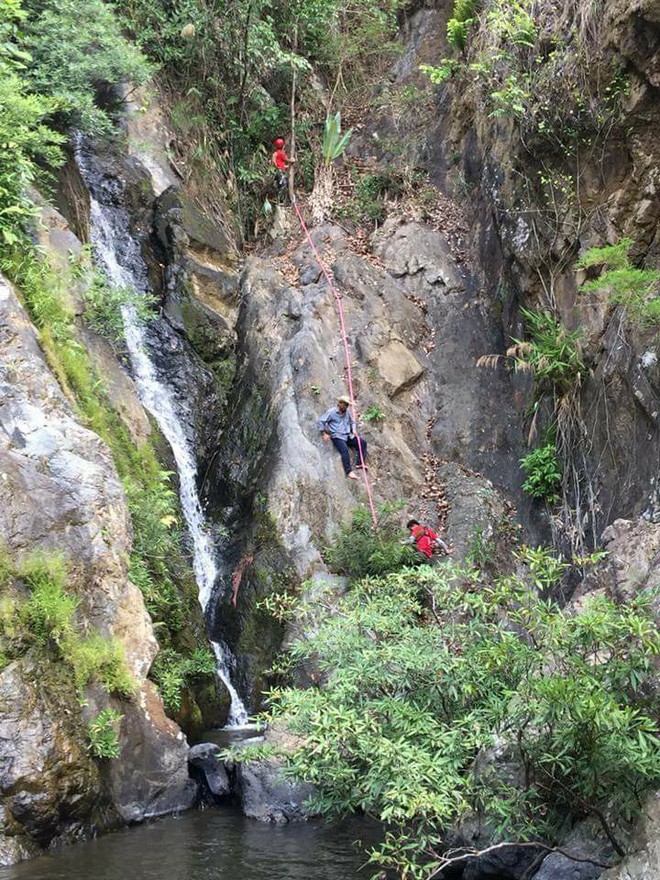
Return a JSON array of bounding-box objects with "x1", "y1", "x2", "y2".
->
[
  {"x1": 106, "y1": 684, "x2": 197, "y2": 823},
  {"x1": 188, "y1": 743, "x2": 231, "y2": 799},
  {"x1": 0, "y1": 660, "x2": 106, "y2": 859},
  {"x1": 234, "y1": 761, "x2": 316, "y2": 824},
  {"x1": 532, "y1": 819, "x2": 615, "y2": 880}
]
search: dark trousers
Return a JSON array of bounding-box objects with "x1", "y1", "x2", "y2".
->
[{"x1": 332, "y1": 436, "x2": 367, "y2": 475}]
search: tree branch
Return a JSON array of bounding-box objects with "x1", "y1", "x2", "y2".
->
[{"x1": 426, "y1": 841, "x2": 613, "y2": 879}]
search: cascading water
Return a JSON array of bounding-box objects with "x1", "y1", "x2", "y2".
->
[{"x1": 75, "y1": 142, "x2": 248, "y2": 726}]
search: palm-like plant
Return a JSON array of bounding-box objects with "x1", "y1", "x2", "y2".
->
[{"x1": 321, "y1": 112, "x2": 353, "y2": 165}]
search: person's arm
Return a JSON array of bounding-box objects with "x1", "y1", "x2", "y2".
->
[{"x1": 317, "y1": 409, "x2": 333, "y2": 438}]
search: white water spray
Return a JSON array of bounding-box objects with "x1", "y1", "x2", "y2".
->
[{"x1": 76, "y1": 147, "x2": 248, "y2": 726}]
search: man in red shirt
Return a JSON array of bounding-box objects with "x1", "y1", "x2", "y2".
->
[
  {"x1": 272, "y1": 137, "x2": 294, "y2": 201},
  {"x1": 404, "y1": 519, "x2": 450, "y2": 560}
]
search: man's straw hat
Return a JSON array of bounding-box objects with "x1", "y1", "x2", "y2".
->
[{"x1": 337, "y1": 395, "x2": 351, "y2": 405}]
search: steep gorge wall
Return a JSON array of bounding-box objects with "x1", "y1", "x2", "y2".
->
[{"x1": 421, "y1": 0, "x2": 660, "y2": 545}]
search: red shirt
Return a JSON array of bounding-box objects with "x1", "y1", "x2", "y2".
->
[
  {"x1": 273, "y1": 149, "x2": 289, "y2": 171},
  {"x1": 412, "y1": 525, "x2": 437, "y2": 559}
]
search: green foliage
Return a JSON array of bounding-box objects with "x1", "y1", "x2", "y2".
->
[
  {"x1": 324, "y1": 503, "x2": 420, "y2": 581},
  {"x1": 321, "y1": 112, "x2": 352, "y2": 165},
  {"x1": 0, "y1": 0, "x2": 64, "y2": 246},
  {"x1": 419, "y1": 59, "x2": 459, "y2": 84},
  {"x1": 87, "y1": 708, "x2": 123, "y2": 759},
  {"x1": 511, "y1": 309, "x2": 584, "y2": 394},
  {"x1": 578, "y1": 239, "x2": 660, "y2": 327},
  {"x1": 150, "y1": 647, "x2": 217, "y2": 711},
  {"x1": 262, "y1": 565, "x2": 660, "y2": 877},
  {"x1": 577, "y1": 238, "x2": 632, "y2": 272},
  {"x1": 434, "y1": 0, "x2": 628, "y2": 157},
  {"x1": 67, "y1": 633, "x2": 136, "y2": 696},
  {"x1": 0, "y1": 548, "x2": 135, "y2": 696},
  {"x1": 520, "y1": 442, "x2": 562, "y2": 502},
  {"x1": 21, "y1": 0, "x2": 151, "y2": 134},
  {"x1": 82, "y1": 269, "x2": 155, "y2": 346},
  {"x1": 362, "y1": 403, "x2": 385, "y2": 423},
  {"x1": 446, "y1": 0, "x2": 477, "y2": 51},
  {"x1": 19, "y1": 553, "x2": 77, "y2": 646}
]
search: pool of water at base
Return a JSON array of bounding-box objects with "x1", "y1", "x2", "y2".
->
[{"x1": 0, "y1": 809, "x2": 379, "y2": 880}]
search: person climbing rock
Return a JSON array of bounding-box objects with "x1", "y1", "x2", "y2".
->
[
  {"x1": 272, "y1": 137, "x2": 295, "y2": 202},
  {"x1": 318, "y1": 395, "x2": 368, "y2": 481},
  {"x1": 404, "y1": 519, "x2": 450, "y2": 560}
]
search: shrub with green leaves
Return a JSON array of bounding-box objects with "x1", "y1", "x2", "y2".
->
[
  {"x1": 520, "y1": 441, "x2": 562, "y2": 501},
  {"x1": 82, "y1": 269, "x2": 155, "y2": 347},
  {"x1": 324, "y1": 503, "x2": 420, "y2": 581},
  {"x1": 446, "y1": 0, "x2": 478, "y2": 51},
  {"x1": 578, "y1": 238, "x2": 660, "y2": 327},
  {"x1": 21, "y1": 0, "x2": 151, "y2": 134},
  {"x1": 87, "y1": 708, "x2": 123, "y2": 759},
  {"x1": 151, "y1": 647, "x2": 217, "y2": 712},
  {"x1": 256, "y1": 564, "x2": 660, "y2": 877},
  {"x1": 0, "y1": 0, "x2": 64, "y2": 246},
  {"x1": 510, "y1": 308, "x2": 584, "y2": 394}
]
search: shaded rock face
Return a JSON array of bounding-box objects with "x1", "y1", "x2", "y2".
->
[
  {"x1": 0, "y1": 661, "x2": 108, "y2": 851},
  {"x1": 234, "y1": 761, "x2": 316, "y2": 824},
  {"x1": 0, "y1": 275, "x2": 195, "y2": 861},
  {"x1": 188, "y1": 744, "x2": 231, "y2": 799},
  {"x1": 420, "y1": 0, "x2": 660, "y2": 546},
  {"x1": 600, "y1": 793, "x2": 660, "y2": 880}
]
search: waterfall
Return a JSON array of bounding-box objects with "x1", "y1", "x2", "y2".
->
[{"x1": 75, "y1": 143, "x2": 248, "y2": 727}]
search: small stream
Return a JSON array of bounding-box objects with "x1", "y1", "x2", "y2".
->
[{"x1": 0, "y1": 811, "x2": 376, "y2": 880}]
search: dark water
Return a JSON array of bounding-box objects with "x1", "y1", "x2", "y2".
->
[{"x1": 0, "y1": 810, "x2": 376, "y2": 880}]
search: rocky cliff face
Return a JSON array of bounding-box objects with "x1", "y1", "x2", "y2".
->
[{"x1": 0, "y1": 274, "x2": 195, "y2": 863}]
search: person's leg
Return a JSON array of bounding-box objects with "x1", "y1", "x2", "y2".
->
[
  {"x1": 331, "y1": 437, "x2": 352, "y2": 475},
  {"x1": 348, "y1": 435, "x2": 368, "y2": 467}
]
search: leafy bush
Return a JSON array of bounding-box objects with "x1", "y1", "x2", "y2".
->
[
  {"x1": 19, "y1": 553, "x2": 76, "y2": 646},
  {"x1": 259, "y1": 565, "x2": 660, "y2": 877},
  {"x1": 0, "y1": 0, "x2": 64, "y2": 246},
  {"x1": 324, "y1": 503, "x2": 420, "y2": 581},
  {"x1": 362, "y1": 403, "x2": 385, "y2": 423},
  {"x1": 0, "y1": 548, "x2": 135, "y2": 695},
  {"x1": 578, "y1": 239, "x2": 660, "y2": 327},
  {"x1": 520, "y1": 442, "x2": 562, "y2": 501},
  {"x1": 82, "y1": 269, "x2": 155, "y2": 346},
  {"x1": 509, "y1": 308, "x2": 584, "y2": 394},
  {"x1": 87, "y1": 708, "x2": 123, "y2": 759},
  {"x1": 21, "y1": 0, "x2": 151, "y2": 134},
  {"x1": 67, "y1": 633, "x2": 135, "y2": 696},
  {"x1": 151, "y1": 647, "x2": 217, "y2": 711},
  {"x1": 446, "y1": 0, "x2": 478, "y2": 51}
]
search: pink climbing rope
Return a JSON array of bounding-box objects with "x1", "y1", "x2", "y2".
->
[{"x1": 292, "y1": 199, "x2": 379, "y2": 529}]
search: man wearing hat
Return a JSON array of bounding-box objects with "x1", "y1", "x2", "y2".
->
[{"x1": 317, "y1": 395, "x2": 368, "y2": 481}]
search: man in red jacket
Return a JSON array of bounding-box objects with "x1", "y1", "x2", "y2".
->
[
  {"x1": 405, "y1": 519, "x2": 450, "y2": 560},
  {"x1": 272, "y1": 137, "x2": 294, "y2": 201}
]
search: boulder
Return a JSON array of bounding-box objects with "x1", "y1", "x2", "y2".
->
[
  {"x1": 234, "y1": 761, "x2": 316, "y2": 824},
  {"x1": 188, "y1": 743, "x2": 231, "y2": 799}
]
